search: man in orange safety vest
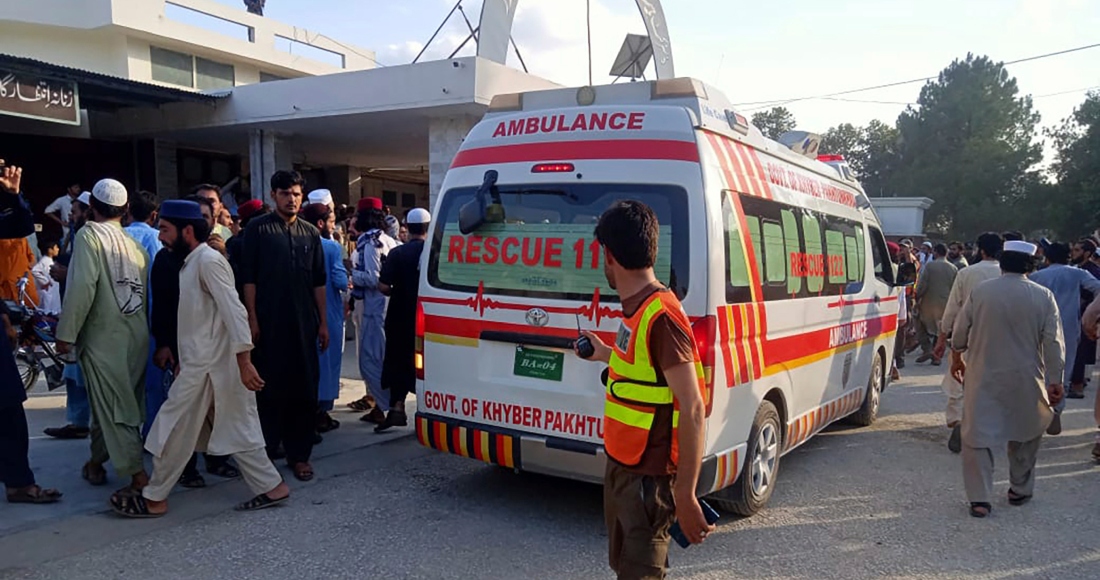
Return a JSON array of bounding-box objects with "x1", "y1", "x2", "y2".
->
[{"x1": 576, "y1": 200, "x2": 714, "y2": 579}]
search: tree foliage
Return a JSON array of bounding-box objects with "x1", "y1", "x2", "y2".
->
[
  {"x1": 751, "y1": 107, "x2": 797, "y2": 140},
  {"x1": 888, "y1": 54, "x2": 1042, "y2": 239},
  {"x1": 1046, "y1": 92, "x2": 1100, "y2": 238},
  {"x1": 820, "y1": 121, "x2": 900, "y2": 197}
]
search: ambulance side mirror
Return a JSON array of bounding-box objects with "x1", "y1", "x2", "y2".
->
[
  {"x1": 458, "y1": 170, "x2": 499, "y2": 234},
  {"x1": 895, "y1": 262, "x2": 917, "y2": 287}
]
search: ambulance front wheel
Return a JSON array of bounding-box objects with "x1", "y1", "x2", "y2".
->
[
  {"x1": 707, "y1": 401, "x2": 781, "y2": 517},
  {"x1": 849, "y1": 351, "x2": 884, "y2": 427}
]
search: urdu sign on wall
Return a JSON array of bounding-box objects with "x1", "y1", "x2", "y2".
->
[{"x1": 0, "y1": 70, "x2": 80, "y2": 125}]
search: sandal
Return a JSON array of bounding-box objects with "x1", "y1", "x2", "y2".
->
[
  {"x1": 235, "y1": 492, "x2": 289, "y2": 512},
  {"x1": 178, "y1": 471, "x2": 206, "y2": 488},
  {"x1": 110, "y1": 493, "x2": 164, "y2": 519},
  {"x1": 359, "y1": 407, "x2": 386, "y2": 424},
  {"x1": 969, "y1": 502, "x2": 992, "y2": 518},
  {"x1": 347, "y1": 396, "x2": 374, "y2": 412},
  {"x1": 82, "y1": 462, "x2": 107, "y2": 486},
  {"x1": 6, "y1": 485, "x2": 62, "y2": 504},
  {"x1": 206, "y1": 462, "x2": 240, "y2": 479},
  {"x1": 1007, "y1": 490, "x2": 1032, "y2": 506},
  {"x1": 290, "y1": 462, "x2": 314, "y2": 482}
]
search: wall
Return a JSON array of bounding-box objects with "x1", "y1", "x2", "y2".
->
[
  {"x1": 124, "y1": 36, "x2": 270, "y2": 88},
  {"x1": 1, "y1": 0, "x2": 375, "y2": 87},
  {"x1": 0, "y1": 0, "x2": 114, "y2": 30},
  {"x1": 0, "y1": 23, "x2": 129, "y2": 78},
  {"x1": 870, "y1": 197, "x2": 934, "y2": 238}
]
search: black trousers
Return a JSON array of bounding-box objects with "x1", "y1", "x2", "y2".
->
[
  {"x1": 256, "y1": 371, "x2": 317, "y2": 465},
  {"x1": 0, "y1": 403, "x2": 35, "y2": 489}
]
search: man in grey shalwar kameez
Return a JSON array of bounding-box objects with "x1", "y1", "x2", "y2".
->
[
  {"x1": 950, "y1": 241, "x2": 1065, "y2": 518},
  {"x1": 352, "y1": 199, "x2": 398, "y2": 424}
]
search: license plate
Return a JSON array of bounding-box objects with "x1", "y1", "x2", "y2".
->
[{"x1": 513, "y1": 346, "x2": 564, "y2": 382}]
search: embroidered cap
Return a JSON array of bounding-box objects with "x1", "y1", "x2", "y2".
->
[
  {"x1": 159, "y1": 200, "x2": 204, "y2": 221},
  {"x1": 92, "y1": 178, "x2": 127, "y2": 207},
  {"x1": 76, "y1": 192, "x2": 91, "y2": 206},
  {"x1": 357, "y1": 197, "x2": 382, "y2": 212},
  {"x1": 406, "y1": 208, "x2": 431, "y2": 224},
  {"x1": 1003, "y1": 240, "x2": 1037, "y2": 256},
  {"x1": 237, "y1": 199, "x2": 264, "y2": 220},
  {"x1": 308, "y1": 189, "x2": 334, "y2": 207}
]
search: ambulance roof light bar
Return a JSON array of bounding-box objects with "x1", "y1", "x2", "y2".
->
[
  {"x1": 651, "y1": 78, "x2": 707, "y2": 100},
  {"x1": 817, "y1": 154, "x2": 846, "y2": 163},
  {"x1": 488, "y1": 92, "x2": 524, "y2": 113}
]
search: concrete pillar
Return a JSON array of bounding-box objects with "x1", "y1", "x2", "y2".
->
[
  {"x1": 428, "y1": 115, "x2": 479, "y2": 211},
  {"x1": 154, "y1": 140, "x2": 178, "y2": 200},
  {"x1": 248, "y1": 130, "x2": 291, "y2": 201}
]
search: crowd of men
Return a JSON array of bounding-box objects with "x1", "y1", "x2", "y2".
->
[
  {"x1": 890, "y1": 232, "x2": 1100, "y2": 517},
  {"x1": 0, "y1": 162, "x2": 429, "y2": 515}
]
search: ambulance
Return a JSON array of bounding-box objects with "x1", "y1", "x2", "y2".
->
[{"x1": 414, "y1": 78, "x2": 916, "y2": 516}]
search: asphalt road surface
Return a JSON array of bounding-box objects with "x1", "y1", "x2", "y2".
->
[{"x1": 2, "y1": 358, "x2": 1098, "y2": 579}]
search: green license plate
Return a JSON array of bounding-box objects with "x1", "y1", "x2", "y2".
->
[{"x1": 513, "y1": 346, "x2": 564, "y2": 382}]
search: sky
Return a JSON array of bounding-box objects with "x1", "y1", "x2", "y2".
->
[{"x1": 212, "y1": 0, "x2": 1099, "y2": 154}]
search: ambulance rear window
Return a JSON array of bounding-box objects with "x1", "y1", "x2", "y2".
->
[{"x1": 428, "y1": 183, "x2": 689, "y2": 302}]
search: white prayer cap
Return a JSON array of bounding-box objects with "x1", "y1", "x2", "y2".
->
[
  {"x1": 406, "y1": 208, "x2": 431, "y2": 224},
  {"x1": 308, "y1": 189, "x2": 334, "y2": 207},
  {"x1": 1004, "y1": 240, "x2": 1037, "y2": 255},
  {"x1": 76, "y1": 191, "x2": 91, "y2": 206},
  {"x1": 92, "y1": 178, "x2": 127, "y2": 207}
]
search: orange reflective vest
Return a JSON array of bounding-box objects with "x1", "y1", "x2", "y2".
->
[{"x1": 604, "y1": 290, "x2": 705, "y2": 468}]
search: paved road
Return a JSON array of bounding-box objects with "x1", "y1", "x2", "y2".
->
[{"x1": 2, "y1": 357, "x2": 1098, "y2": 579}]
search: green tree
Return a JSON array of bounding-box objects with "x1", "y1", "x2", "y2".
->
[
  {"x1": 751, "y1": 107, "x2": 797, "y2": 140},
  {"x1": 889, "y1": 54, "x2": 1042, "y2": 239},
  {"x1": 819, "y1": 121, "x2": 900, "y2": 197},
  {"x1": 1046, "y1": 91, "x2": 1100, "y2": 238},
  {"x1": 820, "y1": 123, "x2": 861, "y2": 159},
  {"x1": 858, "y1": 120, "x2": 901, "y2": 197}
]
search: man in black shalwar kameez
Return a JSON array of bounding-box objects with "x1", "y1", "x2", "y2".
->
[{"x1": 241, "y1": 170, "x2": 328, "y2": 481}]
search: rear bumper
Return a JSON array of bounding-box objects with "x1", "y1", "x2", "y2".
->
[{"x1": 415, "y1": 412, "x2": 607, "y2": 484}]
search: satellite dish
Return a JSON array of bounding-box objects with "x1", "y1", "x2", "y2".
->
[{"x1": 609, "y1": 34, "x2": 653, "y2": 80}]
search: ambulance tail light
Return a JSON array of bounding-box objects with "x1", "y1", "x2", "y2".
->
[
  {"x1": 415, "y1": 300, "x2": 425, "y2": 380},
  {"x1": 488, "y1": 92, "x2": 524, "y2": 113},
  {"x1": 691, "y1": 315, "x2": 717, "y2": 414},
  {"x1": 651, "y1": 78, "x2": 707, "y2": 100},
  {"x1": 531, "y1": 163, "x2": 575, "y2": 173}
]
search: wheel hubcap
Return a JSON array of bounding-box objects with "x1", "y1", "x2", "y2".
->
[
  {"x1": 750, "y1": 422, "x2": 778, "y2": 496},
  {"x1": 870, "y1": 358, "x2": 882, "y2": 415}
]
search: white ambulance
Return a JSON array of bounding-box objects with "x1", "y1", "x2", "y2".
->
[{"x1": 414, "y1": 78, "x2": 915, "y2": 515}]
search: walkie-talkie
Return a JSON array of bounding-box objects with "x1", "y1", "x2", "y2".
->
[{"x1": 575, "y1": 313, "x2": 595, "y2": 359}]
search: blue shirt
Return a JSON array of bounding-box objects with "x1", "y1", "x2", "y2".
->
[
  {"x1": 125, "y1": 222, "x2": 162, "y2": 262},
  {"x1": 125, "y1": 221, "x2": 163, "y2": 319},
  {"x1": 1029, "y1": 264, "x2": 1100, "y2": 381}
]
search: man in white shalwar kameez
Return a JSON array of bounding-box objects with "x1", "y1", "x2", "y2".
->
[
  {"x1": 950, "y1": 240, "x2": 1065, "y2": 519},
  {"x1": 934, "y1": 232, "x2": 1003, "y2": 453},
  {"x1": 110, "y1": 201, "x2": 288, "y2": 518}
]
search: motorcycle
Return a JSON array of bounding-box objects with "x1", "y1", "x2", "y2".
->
[{"x1": 7, "y1": 275, "x2": 67, "y2": 392}]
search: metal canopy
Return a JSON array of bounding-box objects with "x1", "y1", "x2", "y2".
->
[{"x1": 0, "y1": 53, "x2": 222, "y2": 112}]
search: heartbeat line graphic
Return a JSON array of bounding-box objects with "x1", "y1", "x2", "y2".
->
[{"x1": 428, "y1": 282, "x2": 622, "y2": 325}]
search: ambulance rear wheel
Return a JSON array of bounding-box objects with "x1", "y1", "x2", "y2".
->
[
  {"x1": 850, "y1": 351, "x2": 884, "y2": 427},
  {"x1": 708, "y1": 401, "x2": 781, "y2": 517}
]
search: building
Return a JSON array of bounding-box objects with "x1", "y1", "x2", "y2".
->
[
  {"x1": 869, "y1": 197, "x2": 935, "y2": 243},
  {"x1": 0, "y1": 0, "x2": 561, "y2": 242}
]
